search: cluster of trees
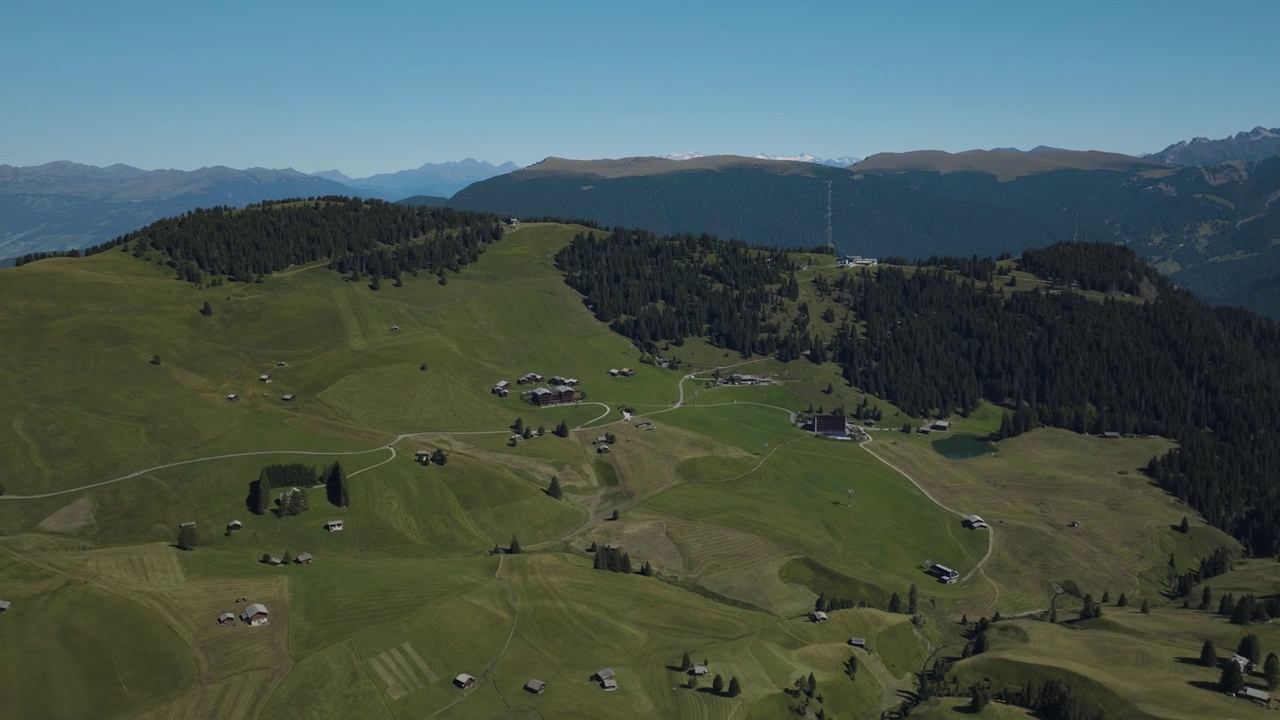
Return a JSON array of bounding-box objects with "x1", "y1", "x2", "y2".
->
[
  {"x1": 85, "y1": 197, "x2": 504, "y2": 285},
  {"x1": 784, "y1": 672, "x2": 824, "y2": 717},
  {"x1": 176, "y1": 523, "x2": 198, "y2": 551},
  {"x1": 593, "y1": 544, "x2": 632, "y2": 573},
  {"x1": 814, "y1": 593, "x2": 860, "y2": 613},
  {"x1": 11, "y1": 248, "x2": 82, "y2": 266},
  {"x1": 249, "y1": 463, "x2": 318, "y2": 516},
  {"x1": 675, "y1": 653, "x2": 741, "y2": 696},
  {"x1": 988, "y1": 677, "x2": 1109, "y2": 720},
  {"x1": 553, "y1": 420, "x2": 571, "y2": 438},
  {"x1": 1020, "y1": 242, "x2": 1154, "y2": 294},
  {"x1": 324, "y1": 462, "x2": 349, "y2": 508},
  {"x1": 1217, "y1": 593, "x2": 1280, "y2": 625},
  {"x1": 1168, "y1": 546, "x2": 1233, "y2": 598},
  {"x1": 1209, "y1": 634, "x2": 1280, "y2": 692},
  {"x1": 555, "y1": 228, "x2": 795, "y2": 355}
]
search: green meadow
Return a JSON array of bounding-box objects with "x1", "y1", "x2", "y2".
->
[{"x1": 0, "y1": 223, "x2": 1266, "y2": 719}]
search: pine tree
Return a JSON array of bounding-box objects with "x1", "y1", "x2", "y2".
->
[
  {"x1": 728, "y1": 676, "x2": 741, "y2": 697},
  {"x1": 282, "y1": 550, "x2": 294, "y2": 564},
  {"x1": 640, "y1": 561, "x2": 653, "y2": 577},
  {"x1": 554, "y1": 420, "x2": 570, "y2": 438},
  {"x1": 547, "y1": 476, "x2": 562, "y2": 499},
  {"x1": 508, "y1": 535, "x2": 522, "y2": 554},
  {"x1": 610, "y1": 509, "x2": 620, "y2": 521},
  {"x1": 432, "y1": 448, "x2": 448, "y2": 465},
  {"x1": 712, "y1": 674, "x2": 725, "y2": 694},
  {"x1": 200, "y1": 300, "x2": 213, "y2": 316},
  {"x1": 888, "y1": 592, "x2": 902, "y2": 613},
  {"x1": 177, "y1": 524, "x2": 197, "y2": 551},
  {"x1": 151, "y1": 354, "x2": 162, "y2": 365},
  {"x1": 908, "y1": 584, "x2": 919, "y2": 614},
  {"x1": 621, "y1": 552, "x2": 632, "y2": 574},
  {"x1": 1264, "y1": 652, "x2": 1280, "y2": 691},
  {"x1": 969, "y1": 684, "x2": 990, "y2": 711},
  {"x1": 1238, "y1": 634, "x2": 1261, "y2": 663},
  {"x1": 325, "y1": 461, "x2": 349, "y2": 508},
  {"x1": 680, "y1": 651, "x2": 691, "y2": 671},
  {"x1": 250, "y1": 479, "x2": 269, "y2": 515},
  {"x1": 512, "y1": 417, "x2": 524, "y2": 433},
  {"x1": 1117, "y1": 592, "x2": 1128, "y2": 607},
  {"x1": 1101, "y1": 590, "x2": 1110, "y2": 604},
  {"x1": 1200, "y1": 639, "x2": 1218, "y2": 667},
  {"x1": 1201, "y1": 585, "x2": 1213, "y2": 610},
  {"x1": 1179, "y1": 516, "x2": 1190, "y2": 533},
  {"x1": 1141, "y1": 599, "x2": 1151, "y2": 614},
  {"x1": 1080, "y1": 594, "x2": 1096, "y2": 621},
  {"x1": 1219, "y1": 659, "x2": 1245, "y2": 694},
  {"x1": 1049, "y1": 606, "x2": 1058, "y2": 623}
]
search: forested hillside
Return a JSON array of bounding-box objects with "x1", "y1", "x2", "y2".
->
[
  {"x1": 560, "y1": 232, "x2": 1280, "y2": 557},
  {"x1": 451, "y1": 154, "x2": 1280, "y2": 319},
  {"x1": 72, "y1": 196, "x2": 504, "y2": 284}
]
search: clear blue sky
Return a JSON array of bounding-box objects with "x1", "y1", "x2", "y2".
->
[{"x1": 3, "y1": 0, "x2": 1278, "y2": 176}]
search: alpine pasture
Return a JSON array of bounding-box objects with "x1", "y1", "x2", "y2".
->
[{"x1": 0, "y1": 223, "x2": 1263, "y2": 719}]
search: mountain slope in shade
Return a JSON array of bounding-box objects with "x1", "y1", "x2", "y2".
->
[
  {"x1": 1149, "y1": 126, "x2": 1280, "y2": 166},
  {"x1": 0, "y1": 162, "x2": 355, "y2": 258},
  {"x1": 852, "y1": 148, "x2": 1172, "y2": 180}
]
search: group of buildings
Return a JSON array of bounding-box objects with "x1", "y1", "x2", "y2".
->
[
  {"x1": 835, "y1": 255, "x2": 879, "y2": 268},
  {"x1": 492, "y1": 372, "x2": 583, "y2": 406},
  {"x1": 451, "y1": 668, "x2": 617, "y2": 695}
]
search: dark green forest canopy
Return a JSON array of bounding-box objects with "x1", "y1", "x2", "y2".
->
[
  {"x1": 555, "y1": 228, "x2": 803, "y2": 355},
  {"x1": 85, "y1": 196, "x2": 504, "y2": 283},
  {"x1": 560, "y1": 232, "x2": 1280, "y2": 556}
]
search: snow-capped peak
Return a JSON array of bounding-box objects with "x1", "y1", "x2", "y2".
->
[
  {"x1": 660, "y1": 151, "x2": 708, "y2": 161},
  {"x1": 661, "y1": 152, "x2": 860, "y2": 167}
]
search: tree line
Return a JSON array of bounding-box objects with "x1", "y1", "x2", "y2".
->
[{"x1": 81, "y1": 196, "x2": 505, "y2": 285}]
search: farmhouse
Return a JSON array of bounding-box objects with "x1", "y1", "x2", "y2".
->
[
  {"x1": 517, "y1": 372, "x2": 544, "y2": 385},
  {"x1": 932, "y1": 420, "x2": 952, "y2": 431},
  {"x1": 964, "y1": 514, "x2": 989, "y2": 529},
  {"x1": 454, "y1": 673, "x2": 476, "y2": 689},
  {"x1": 325, "y1": 520, "x2": 344, "y2": 532},
  {"x1": 549, "y1": 375, "x2": 579, "y2": 386},
  {"x1": 0, "y1": 600, "x2": 10, "y2": 613},
  {"x1": 227, "y1": 520, "x2": 243, "y2": 533},
  {"x1": 281, "y1": 394, "x2": 295, "y2": 402},
  {"x1": 692, "y1": 665, "x2": 709, "y2": 677},
  {"x1": 1238, "y1": 687, "x2": 1271, "y2": 705},
  {"x1": 295, "y1": 552, "x2": 313, "y2": 565},
  {"x1": 217, "y1": 612, "x2": 235, "y2": 626},
  {"x1": 595, "y1": 668, "x2": 615, "y2": 681},
  {"x1": 811, "y1": 611, "x2": 829, "y2": 623},
  {"x1": 594, "y1": 436, "x2": 610, "y2": 444},
  {"x1": 813, "y1": 414, "x2": 846, "y2": 436},
  {"x1": 1232, "y1": 654, "x2": 1256, "y2": 673},
  {"x1": 492, "y1": 380, "x2": 510, "y2": 396},
  {"x1": 524, "y1": 679, "x2": 546, "y2": 694},
  {"x1": 239, "y1": 603, "x2": 269, "y2": 626}
]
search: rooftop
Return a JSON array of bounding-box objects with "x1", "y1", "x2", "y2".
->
[{"x1": 240, "y1": 603, "x2": 269, "y2": 619}]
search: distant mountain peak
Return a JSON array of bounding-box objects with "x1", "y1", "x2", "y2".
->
[
  {"x1": 309, "y1": 159, "x2": 521, "y2": 200},
  {"x1": 1150, "y1": 125, "x2": 1280, "y2": 166},
  {"x1": 661, "y1": 151, "x2": 860, "y2": 167}
]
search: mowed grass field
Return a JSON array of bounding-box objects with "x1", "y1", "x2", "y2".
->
[{"x1": 0, "y1": 223, "x2": 1270, "y2": 719}]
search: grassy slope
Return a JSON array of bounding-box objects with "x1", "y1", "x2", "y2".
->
[{"x1": 0, "y1": 223, "x2": 1269, "y2": 720}]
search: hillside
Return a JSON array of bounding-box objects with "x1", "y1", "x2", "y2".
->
[
  {"x1": 1150, "y1": 126, "x2": 1280, "y2": 166},
  {"x1": 851, "y1": 147, "x2": 1172, "y2": 181},
  {"x1": 0, "y1": 162, "x2": 358, "y2": 259},
  {"x1": 0, "y1": 221, "x2": 1269, "y2": 719},
  {"x1": 312, "y1": 159, "x2": 520, "y2": 200}
]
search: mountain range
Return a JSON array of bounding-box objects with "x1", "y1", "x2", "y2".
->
[
  {"x1": 441, "y1": 148, "x2": 1280, "y2": 319},
  {"x1": 661, "y1": 151, "x2": 860, "y2": 166},
  {"x1": 1149, "y1": 126, "x2": 1280, "y2": 166},
  {"x1": 308, "y1": 158, "x2": 520, "y2": 200}
]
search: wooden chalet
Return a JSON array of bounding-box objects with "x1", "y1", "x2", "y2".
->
[
  {"x1": 517, "y1": 372, "x2": 544, "y2": 385},
  {"x1": 259, "y1": 374, "x2": 272, "y2": 383},
  {"x1": 524, "y1": 679, "x2": 546, "y2": 694},
  {"x1": 281, "y1": 394, "x2": 295, "y2": 402},
  {"x1": 454, "y1": 673, "x2": 476, "y2": 689},
  {"x1": 848, "y1": 637, "x2": 866, "y2": 648},
  {"x1": 596, "y1": 445, "x2": 611, "y2": 454},
  {"x1": 813, "y1": 414, "x2": 846, "y2": 436},
  {"x1": 932, "y1": 420, "x2": 952, "y2": 431},
  {"x1": 295, "y1": 552, "x2": 313, "y2": 565},
  {"x1": 217, "y1": 612, "x2": 236, "y2": 626},
  {"x1": 325, "y1": 520, "x2": 344, "y2": 532},
  {"x1": 692, "y1": 664, "x2": 709, "y2": 677},
  {"x1": 239, "y1": 603, "x2": 269, "y2": 626},
  {"x1": 0, "y1": 600, "x2": 10, "y2": 614},
  {"x1": 811, "y1": 610, "x2": 829, "y2": 623},
  {"x1": 415, "y1": 450, "x2": 432, "y2": 463},
  {"x1": 227, "y1": 520, "x2": 244, "y2": 533},
  {"x1": 226, "y1": 394, "x2": 239, "y2": 401},
  {"x1": 964, "y1": 515, "x2": 989, "y2": 529},
  {"x1": 549, "y1": 375, "x2": 579, "y2": 387},
  {"x1": 528, "y1": 385, "x2": 578, "y2": 407}
]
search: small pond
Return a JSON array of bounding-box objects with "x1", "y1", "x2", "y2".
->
[{"x1": 930, "y1": 433, "x2": 996, "y2": 460}]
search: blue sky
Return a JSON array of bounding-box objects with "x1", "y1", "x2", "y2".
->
[{"x1": 2, "y1": 0, "x2": 1278, "y2": 176}]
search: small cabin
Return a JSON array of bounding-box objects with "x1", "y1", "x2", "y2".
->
[
  {"x1": 0, "y1": 600, "x2": 10, "y2": 614},
  {"x1": 964, "y1": 514, "x2": 988, "y2": 529},
  {"x1": 227, "y1": 520, "x2": 244, "y2": 533},
  {"x1": 524, "y1": 679, "x2": 546, "y2": 694},
  {"x1": 281, "y1": 394, "x2": 295, "y2": 402},
  {"x1": 239, "y1": 603, "x2": 269, "y2": 626},
  {"x1": 1100, "y1": 431, "x2": 1122, "y2": 439},
  {"x1": 619, "y1": 368, "x2": 635, "y2": 377},
  {"x1": 929, "y1": 564, "x2": 959, "y2": 583},
  {"x1": 415, "y1": 450, "x2": 432, "y2": 463},
  {"x1": 811, "y1": 611, "x2": 829, "y2": 623},
  {"x1": 325, "y1": 520, "x2": 344, "y2": 532},
  {"x1": 390, "y1": 325, "x2": 399, "y2": 332},
  {"x1": 932, "y1": 420, "x2": 952, "y2": 431},
  {"x1": 275, "y1": 361, "x2": 287, "y2": 367},
  {"x1": 217, "y1": 612, "x2": 236, "y2": 626},
  {"x1": 226, "y1": 394, "x2": 239, "y2": 401},
  {"x1": 601, "y1": 677, "x2": 618, "y2": 691},
  {"x1": 596, "y1": 445, "x2": 611, "y2": 454},
  {"x1": 295, "y1": 552, "x2": 313, "y2": 565},
  {"x1": 848, "y1": 637, "x2": 866, "y2": 648},
  {"x1": 692, "y1": 665, "x2": 709, "y2": 677},
  {"x1": 454, "y1": 673, "x2": 476, "y2": 689},
  {"x1": 259, "y1": 375, "x2": 271, "y2": 383},
  {"x1": 1238, "y1": 687, "x2": 1271, "y2": 705}
]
